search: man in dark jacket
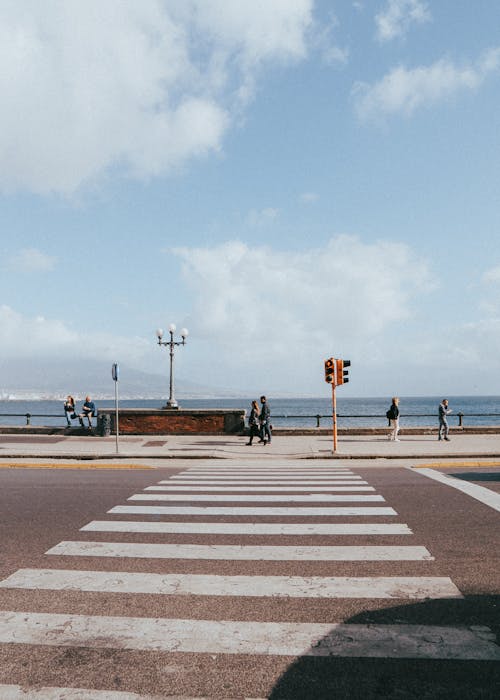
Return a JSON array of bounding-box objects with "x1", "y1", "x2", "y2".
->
[{"x1": 259, "y1": 395, "x2": 272, "y2": 444}]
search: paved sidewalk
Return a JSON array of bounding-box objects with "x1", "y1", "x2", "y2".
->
[{"x1": 0, "y1": 432, "x2": 499, "y2": 463}]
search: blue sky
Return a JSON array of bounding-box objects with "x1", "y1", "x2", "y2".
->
[{"x1": 1, "y1": 0, "x2": 499, "y2": 397}]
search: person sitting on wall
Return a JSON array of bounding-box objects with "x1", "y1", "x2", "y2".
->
[
  {"x1": 79, "y1": 396, "x2": 96, "y2": 429},
  {"x1": 63, "y1": 395, "x2": 76, "y2": 426}
]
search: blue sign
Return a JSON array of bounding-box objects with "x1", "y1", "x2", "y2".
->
[{"x1": 111, "y1": 363, "x2": 119, "y2": 381}]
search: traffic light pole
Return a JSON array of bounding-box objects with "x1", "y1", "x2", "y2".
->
[{"x1": 332, "y1": 382, "x2": 338, "y2": 453}]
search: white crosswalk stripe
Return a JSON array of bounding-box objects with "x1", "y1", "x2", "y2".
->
[
  {"x1": 45, "y1": 541, "x2": 434, "y2": 561},
  {"x1": 145, "y1": 484, "x2": 376, "y2": 491},
  {"x1": 170, "y1": 475, "x2": 365, "y2": 480},
  {"x1": 161, "y1": 479, "x2": 369, "y2": 485},
  {"x1": 0, "y1": 611, "x2": 498, "y2": 659},
  {"x1": 108, "y1": 504, "x2": 397, "y2": 516},
  {"x1": 1, "y1": 463, "x2": 497, "y2": 700},
  {"x1": 128, "y1": 492, "x2": 385, "y2": 502},
  {"x1": 80, "y1": 521, "x2": 413, "y2": 535},
  {"x1": 0, "y1": 569, "x2": 460, "y2": 598}
]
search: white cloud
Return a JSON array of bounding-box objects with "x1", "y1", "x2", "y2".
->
[
  {"x1": 375, "y1": 0, "x2": 431, "y2": 42},
  {"x1": 0, "y1": 304, "x2": 149, "y2": 364},
  {"x1": 171, "y1": 237, "x2": 434, "y2": 390},
  {"x1": 0, "y1": 0, "x2": 313, "y2": 195},
  {"x1": 8, "y1": 248, "x2": 56, "y2": 272},
  {"x1": 300, "y1": 191, "x2": 319, "y2": 203},
  {"x1": 353, "y1": 47, "x2": 500, "y2": 120},
  {"x1": 247, "y1": 207, "x2": 280, "y2": 226}
]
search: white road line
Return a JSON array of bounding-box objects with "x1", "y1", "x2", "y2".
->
[
  {"x1": 108, "y1": 505, "x2": 397, "y2": 517},
  {"x1": 0, "y1": 569, "x2": 460, "y2": 599},
  {"x1": 1, "y1": 612, "x2": 498, "y2": 659},
  {"x1": 182, "y1": 466, "x2": 354, "y2": 471},
  {"x1": 171, "y1": 475, "x2": 364, "y2": 481},
  {"x1": 145, "y1": 485, "x2": 376, "y2": 492},
  {"x1": 161, "y1": 481, "x2": 368, "y2": 486},
  {"x1": 412, "y1": 468, "x2": 500, "y2": 513},
  {"x1": 0, "y1": 685, "x2": 162, "y2": 699},
  {"x1": 80, "y1": 521, "x2": 413, "y2": 535},
  {"x1": 181, "y1": 471, "x2": 355, "y2": 476},
  {"x1": 46, "y1": 541, "x2": 431, "y2": 560},
  {"x1": 128, "y1": 493, "x2": 385, "y2": 503}
]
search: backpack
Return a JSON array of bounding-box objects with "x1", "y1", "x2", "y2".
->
[{"x1": 386, "y1": 408, "x2": 393, "y2": 420}]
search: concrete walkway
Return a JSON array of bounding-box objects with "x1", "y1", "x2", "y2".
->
[{"x1": 0, "y1": 432, "x2": 499, "y2": 463}]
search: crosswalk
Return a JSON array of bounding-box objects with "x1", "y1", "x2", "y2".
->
[{"x1": 0, "y1": 462, "x2": 499, "y2": 698}]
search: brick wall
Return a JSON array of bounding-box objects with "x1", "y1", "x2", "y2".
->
[{"x1": 97, "y1": 408, "x2": 245, "y2": 435}]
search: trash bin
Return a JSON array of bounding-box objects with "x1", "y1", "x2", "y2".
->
[{"x1": 97, "y1": 414, "x2": 111, "y2": 437}]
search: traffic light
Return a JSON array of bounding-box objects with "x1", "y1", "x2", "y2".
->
[
  {"x1": 336, "y1": 358, "x2": 351, "y2": 385},
  {"x1": 324, "y1": 357, "x2": 335, "y2": 383}
]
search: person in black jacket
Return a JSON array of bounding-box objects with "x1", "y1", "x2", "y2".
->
[
  {"x1": 259, "y1": 395, "x2": 272, "y2": 444},
  {"x1": 246, "y1": 400, "x2": 260, "y2": 445},
  {"x1": 387, "y1": 396, "x2": 400, "y2": 441}
]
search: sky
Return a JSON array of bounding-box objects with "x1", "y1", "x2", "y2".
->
[{"x1": 1, "y1": 0, "x2": 500, "y2": 398}]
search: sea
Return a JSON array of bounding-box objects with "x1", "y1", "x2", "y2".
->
[{"x1": 0, "y1": 396, "x2": 499, "y2": 429}]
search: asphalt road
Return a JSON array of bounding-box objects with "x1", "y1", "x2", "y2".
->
[{"x1": 0, "y1": 461, "x2": 498, "y2": 699}]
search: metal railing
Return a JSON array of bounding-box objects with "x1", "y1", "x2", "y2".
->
[
  {"x1": 271, "y1": 412, "x2": 500, "y2": 428},
  {"x1": 0, "y1": 411, "x2": 499, "y2": 428}
]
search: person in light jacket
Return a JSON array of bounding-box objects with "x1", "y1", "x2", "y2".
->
[{"x1": 438, "y1": 398, "x2": 452, "y2": 441}]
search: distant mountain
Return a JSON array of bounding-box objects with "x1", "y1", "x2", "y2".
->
[{"x1": 0, "y1": 358, "x2": 243, "y2": 400}]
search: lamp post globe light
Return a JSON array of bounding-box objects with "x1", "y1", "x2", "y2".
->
[{"x1": 156, "y1": 324, "x2": 188, "y2": 409}]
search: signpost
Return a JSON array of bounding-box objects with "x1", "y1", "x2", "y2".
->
[
  {"x1": 324, "y1": 357, "x2": 350, "y2": 453},
  {"x1": 112, "y1": 363, "x2": 119, "y2": 454}
]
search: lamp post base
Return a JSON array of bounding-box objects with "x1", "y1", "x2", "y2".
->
[{"x1": 163, "y1": 401, "x2": 179, "y2": 410}]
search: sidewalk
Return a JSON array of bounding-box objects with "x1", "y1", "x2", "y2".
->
[{"x1": 0, "y1": 432, "x2": 499, "y2": 462}]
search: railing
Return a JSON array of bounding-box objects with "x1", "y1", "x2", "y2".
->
[
  {"x1": 271, "y1": 413, "x2": 500, "y2": 428},
  {"x1": 0, "y1": 411, "x2": 499, "y2": 428}
]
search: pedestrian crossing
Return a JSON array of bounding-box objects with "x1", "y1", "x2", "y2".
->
[{"x1": 1, "y1": 461, "x2": 499, "y2": 698}]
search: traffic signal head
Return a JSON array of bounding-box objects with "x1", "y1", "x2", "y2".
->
[
  {"x1": 336, "y1": 358, "x2": 351, "y2": 385},
  {"x1": 324, "y1": 357, "x2": 335, "y2": 383}
]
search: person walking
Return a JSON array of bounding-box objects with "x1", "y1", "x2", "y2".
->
[
  {"x1": 438, "y1": 398, "x2": 452, "y2": 441},
  {"x1": 259, "y1": 395, "x2": 272, "y2": 445},
  {"x1": 387, "y1": 397, "x2": 400, "y2": 441},
  {"x1": 246, "y1": 400, "x2": 260, "y2": 445}
]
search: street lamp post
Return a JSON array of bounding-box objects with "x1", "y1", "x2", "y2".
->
[{"x1": 156, "y1": 324, "x2": 188, "y2": 409}]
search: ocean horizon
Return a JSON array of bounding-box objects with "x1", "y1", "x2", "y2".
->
[{"x1": 0, "y1": 396, "x2": 499, "y2": 429}]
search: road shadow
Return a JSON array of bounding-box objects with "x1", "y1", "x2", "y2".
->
[
  {"x1": 451, "y1": 472, "x2": 500, "y2": 482},
  {"x1": 268, "y1": 595, "x2": 500, "y2": 699}
]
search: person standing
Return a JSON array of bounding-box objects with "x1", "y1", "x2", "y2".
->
[
  {"x1": 259, "y1": 395, "x2": 272, "y2": 445},
  {"x1": 438, "y1": 398, "x2": 452, "y2": 441},
  {"x1": 387, "y1": 397, "x2": 400, "y2": 441},
  {"x1": 246, "y1": 400, "x2": 260, "y2": 446}
]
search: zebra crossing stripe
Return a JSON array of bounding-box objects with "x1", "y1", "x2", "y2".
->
[
  {"x1": 45, "y1": 541, "x2": 431, "y2": 560},
  {"x1": 183, "y1": 466, "x2": 353, "y2": 471},
  {"x1": 0, "y1": 611, "x2": 498, "y2": 659},
  {"x1": 181, "y1": 471, "x2": 355, "y2": 476},
  {"x1": 161, "y1": 480, "x2": 368, "y2": 486},
  {"x1": 128, "y1": 493, "x2": 385, "y2": 503},
  {"x1": 80, "y1": 521, "x2": 413, "y2": 535},
  {"x1": 0, "y1": 569, "x2": 460, "y2": 599},
  {"x1": 108, "y1": 505, "x2": 396, "y2": 516},
  {"x1": 145, "y1": 485, "x2": 376, "y2": 492},
  {"x1": 171, "y1": 475, "x2": 364, "y2": 481}
]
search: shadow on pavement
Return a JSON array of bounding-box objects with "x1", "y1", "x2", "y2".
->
[
  {"x1": 452, "y1": 472, "x2": 500, "y2": 482},
  {"x1": 268, "y1": 595, "x2": 500, "y2": 699}
]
